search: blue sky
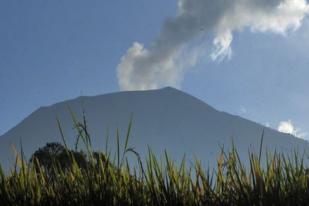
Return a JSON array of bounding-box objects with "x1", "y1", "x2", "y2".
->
[{"x1": 1, "y1": 0, "x2": 309, "y2": 139}]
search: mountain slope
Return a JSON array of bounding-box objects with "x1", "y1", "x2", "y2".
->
[{"x1": 1, "y1": 87, "x2": 308, "y2": 170}]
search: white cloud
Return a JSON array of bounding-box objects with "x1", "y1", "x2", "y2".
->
[
  {"x1": 240, "y1": 106, "x2": 248, "y2": 114},
  {"x1": 277, "y1": 120, "x2": 307, "y2": 138},
  {"x1": 117, "y1": 0, "x2": 309, "y2": 91},
  {"x1": 264, "y1": 122, "x2": 271, "y2": 127}
]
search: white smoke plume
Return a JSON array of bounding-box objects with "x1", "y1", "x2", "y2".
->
[{"x1": 117, "y1": 0, "x2": 309, "y2": 90}]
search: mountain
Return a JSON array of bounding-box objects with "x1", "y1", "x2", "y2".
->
[{"x1": 1, "y1": 87, "x2": 308, "y2": 170}]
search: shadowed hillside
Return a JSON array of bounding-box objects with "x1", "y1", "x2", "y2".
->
[{"x1": 0, "y1": 87, "x2": 308, "y2": 171}]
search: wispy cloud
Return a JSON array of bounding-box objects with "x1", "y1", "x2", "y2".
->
[
  {"x1": 240, "y1": 106, "x2": 248, "y2": 114},
  {"x1": 117, "y1": 0, "x2": 309, "y2": 91}
]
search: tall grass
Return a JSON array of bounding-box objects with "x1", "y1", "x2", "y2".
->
[{"x1": 1, "y1": 115, "x2": 309, "y2": 206}]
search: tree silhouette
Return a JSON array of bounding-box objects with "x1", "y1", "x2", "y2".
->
[
  {"x1": 29, "y1": 142, "x2": 112, "y2": 177},
  {"x1": 30, "y1": 142, "x2": 88, "y2": 175}
]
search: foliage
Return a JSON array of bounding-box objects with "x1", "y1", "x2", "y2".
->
[
  {"x1": 29, "y1": 142, "x2": 104, "y2": 178},
  {"x1": 1, "y1": 115, "x2": 309, "y2": 206}
]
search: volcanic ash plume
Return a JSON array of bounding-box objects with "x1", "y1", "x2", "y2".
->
[{"x1": 117, "y1": 0, "x2": 309, "y2": 91}]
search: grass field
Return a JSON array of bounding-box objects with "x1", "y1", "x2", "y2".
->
[{"x1": 1, "y1": 115, "x2": 309, "y2": 206}]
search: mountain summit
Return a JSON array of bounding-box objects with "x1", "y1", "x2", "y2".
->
[{"x1": 1, "y1": 87, "x2": 308, "y2": 170}]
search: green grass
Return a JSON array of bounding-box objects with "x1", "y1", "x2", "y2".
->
[{"x1": 1, "y1": 115, "x2": 309, "y2": 206}]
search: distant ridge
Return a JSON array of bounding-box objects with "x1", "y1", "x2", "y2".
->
[{"x1": 1, "y1": 87, "x2": 308, "y2": 170}]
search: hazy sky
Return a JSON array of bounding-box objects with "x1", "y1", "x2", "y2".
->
[{"x1": 1, "y1": 0, "x2": 309, "y2": 139}]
